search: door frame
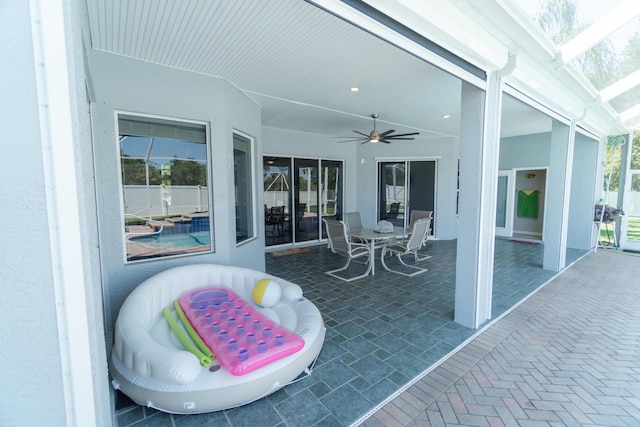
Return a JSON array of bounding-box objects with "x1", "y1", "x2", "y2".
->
[
  {"x1": 495, "y1": 169, "x2": 515, "y2": 237},
  {"x1": 512, "y1": 167, "x2": 547, "y2": 241},
  {"x1": 620, "y1": 171, "x2": 640, "y2": 251}
]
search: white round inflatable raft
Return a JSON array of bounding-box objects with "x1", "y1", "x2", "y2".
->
[{"x1": 109, "y1": 264, "x2": 325, "y2": 414}]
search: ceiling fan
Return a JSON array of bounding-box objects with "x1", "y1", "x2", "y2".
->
[{"x1": 335, "y1": 114, "x2": 419, "y2": 144}]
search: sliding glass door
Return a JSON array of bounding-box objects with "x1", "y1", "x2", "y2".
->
[
  {"x1": 320, "y1": 160, "x2": 342, "y2": 239},
  {"x1": 294, "y1": 158, "x2": 318, "y2": 243},
  {"x1": 264, "y1": 156, "x2": 342, "y2": 247},
  {"x1": 378, "y1": 162, "x2": 407, "y2": 226},
  {"x1": 378, "y1": 160, "x2": 436, "y2": 230},
  {"x1": 263, "y1": 157, "x2": 292, "y2": 246}
]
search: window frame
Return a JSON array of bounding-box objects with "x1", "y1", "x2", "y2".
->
[
  {"x1": 233, "y1": 130, "x2": 256, "y2": 245},
  {"x1": 116, "y1": 111, "x2": 214, "y2": 263}
]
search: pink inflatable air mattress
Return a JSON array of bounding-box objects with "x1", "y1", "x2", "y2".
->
[{"x1": 178, "y1": 287, "x2": 304, "y2": 376}]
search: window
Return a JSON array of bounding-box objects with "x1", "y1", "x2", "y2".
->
[
  {"x1": 118, "y1": 114, "x2": 211, "y2": 262},
  {"x1": 234, "y1": 133, "x2": 254, "y2": 243}
]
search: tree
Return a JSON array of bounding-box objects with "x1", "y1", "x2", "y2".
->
[
  {"x1": 120, "y1": 151, "x2": 161, "y2": 185},
  {"x1": 603, "y1": 131, "x2": 640, "y2": 193},
  {"x1": 613, "y1": 31, "x2": 640, "y2": 113},
  {"x1": 534, "y1": 1, "x2": 639, "y2": 194},
  {"x1": 169, "y1": 158, "x2": 207, "y2": 186},
  {"x1": 534, "y1": 0, "x2": 619, "y2": 89}
]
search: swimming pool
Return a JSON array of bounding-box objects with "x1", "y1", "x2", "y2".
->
[{"x1": 130, "y1": 230, "x2": 211, "y2": 249}]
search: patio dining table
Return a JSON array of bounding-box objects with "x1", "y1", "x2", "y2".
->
[{"x1": 348, "y1": 226, "x2": 410, "y2": 276}]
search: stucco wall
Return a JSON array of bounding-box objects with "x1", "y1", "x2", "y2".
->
[
  {"x1": 499, "y1": 131, "x2": 600, "y2": 249},
  {"x1": 568, "y1": 133, "x2": 600, "y2": 250},
  {"x1": 0, "y1": 2, "x2": 69, "y2": 425},
  {"x1": 89, "y1": 51, "x2": 265, "y2": 330},
  {"x1": 499, "y1": 132, "x2": 551, "y2": 170},
  {"x1": 355, "y1": 137, "x2": 460, "y2": 239}
]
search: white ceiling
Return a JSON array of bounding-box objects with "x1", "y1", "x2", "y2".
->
[{"x1": 86, "y1": 0, "x2": 552, "y2": 142}]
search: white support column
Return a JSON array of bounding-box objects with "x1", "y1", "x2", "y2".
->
[
  {"x1": 615, "y1": 133, "x2": 631, "y2": 242},
  {"x1": 543, "y1": 120, "x2": 575, "y2": 271},
  {"x1": 30, "y1": 1, "x2": 97, "y2": 425},
  {"x1": 593, "y1": 136, "x2": 608, "y2": 249},
  {"x1": 455, "y1": 73, "x2": 502, "y2": 329}
]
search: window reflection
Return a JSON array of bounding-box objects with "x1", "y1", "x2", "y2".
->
[
  {"x1": 234, "y1": 133, "x2": 254, "y2": 244},
  {"x1": 119, "y1": 115, "x2": 211, "y2": 262}
]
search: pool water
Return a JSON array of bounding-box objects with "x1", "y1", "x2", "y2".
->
[{"x1": 131, "y1": 231, "x2": 211, "y2": 249}]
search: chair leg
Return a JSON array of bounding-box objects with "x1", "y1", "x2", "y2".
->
[
  {"x1": 381, "y1": 249, "x2": 427, "y2": 277},
  {"x1": 325, "y1": 255, "x2": 372, "y2": 282},
  {"x1": 414, "y1": 240, "x2": 432, "y2": 262},
  {"x1": 414, "y1": 251, "x2": 432, "y2": 262}
]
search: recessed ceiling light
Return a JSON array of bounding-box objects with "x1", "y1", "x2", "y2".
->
[
  {"x1": 349, "y1": 87, "x2": 360, "y2": 92},
  {"x1": 442, "y1": 114, "x2": 451, "y2": 119}
]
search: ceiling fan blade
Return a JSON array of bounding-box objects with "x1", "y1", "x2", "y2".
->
[
  {"x1": 353, "y1": 130, "x2": 370, "y2": 137},
  {"x1": 383, "y1": 137, "x2": 415, "y2": 140},
  {"x1": 386, "y1": 132, "x2": 420, "y2": 138},
  {"x1": 336, "y1": 139, "x2": 367, "y2": 143},
  {"x1": 379, "y1": 129, "x2": 395, "y2": 137}
]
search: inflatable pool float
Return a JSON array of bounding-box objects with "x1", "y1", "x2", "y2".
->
[{"x1": 109, "y1": 264, "x2": 325, "y2": 414}]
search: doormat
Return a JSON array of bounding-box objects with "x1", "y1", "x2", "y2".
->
[
  {"x1": 270, "y1": 248, "x2": 311, "y2": 257},
  {"x1": 508, "y1": 239, "x2": 540, "y2": 245}
]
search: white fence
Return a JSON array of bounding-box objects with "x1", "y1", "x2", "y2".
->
[
  {"x1": 264, "y1": 191, "x2": 320, "y2": 210},
  {"x1": 123, "y1": 185, "x2": 208, "y2": 218}
]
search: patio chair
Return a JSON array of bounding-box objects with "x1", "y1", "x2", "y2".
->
[
  {"x1": 380, "y1": 218, "x2": 430, "y2": 277},
  {"x1": 344, "y1": 211, "x2": 366, "y2": 244},
  {"x1": 409, "y1": 210, "x2": 432, "y2": 228},
  {"x1": 266, "y1": 206, "x2": 286, "y2": 236},
  {"x1": 387, "y1": 202, "x2": 400, "y2": 219},
  {"x1": 409, "y1": 210, "x2": 432, "y2": 255},
  {"x1": 322, "y1": 218, "x2": 372, "y2": 282}
]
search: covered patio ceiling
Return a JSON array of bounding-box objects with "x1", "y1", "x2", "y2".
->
[{"x1": 86, "y1": 0, "x2": 635, "y2": 143}]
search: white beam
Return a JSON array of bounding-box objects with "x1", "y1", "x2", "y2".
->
[
  {"x1": 559, "y1": 0, "x2": 640, "y2": 65},
  {"x1": 362, "y1": 0, "x2": 509, "y2": 71},
  {"x1": 620, "y1": 104, "x2": 640, "y2": 124},
  {"x1": 600, "y1": 70, "x2": 640, "y2": 102},
  {"x1": 626, "y1": 116, "x2": 640, "y2": 130}
]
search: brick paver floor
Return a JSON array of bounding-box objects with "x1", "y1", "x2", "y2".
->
[{"x1": 361, "y1": 249, "x2": 640, "y2": 426}]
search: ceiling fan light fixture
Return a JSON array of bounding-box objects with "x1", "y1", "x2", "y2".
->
[
  {"x1": 369, "y1": 130, "x2": 380, "y2": 143},
  {"x1": 349, "y1": 86, "x2": 360, "y2": 92}
]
